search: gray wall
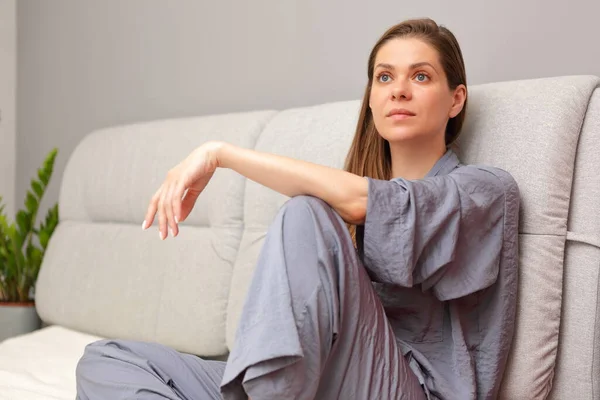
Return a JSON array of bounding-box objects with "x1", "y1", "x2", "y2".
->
[
  {"x1": 17, "y1": 0, "x2": 600, "y2": 217},
  {"x1": 0, "y1": 0, "x2": 15, "y2": 218}
]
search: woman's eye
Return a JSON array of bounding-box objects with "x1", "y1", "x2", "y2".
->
[
  {"x1": 378, "y1": 74, "x2": 391, "y2": 83},
  {"x1": 415, "y1": 73, "x2": 429, "y2": 82}
]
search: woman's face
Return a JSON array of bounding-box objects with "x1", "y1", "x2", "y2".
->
[{"x1": 369, "y1": 37, "x2": 464, "y2": 145}]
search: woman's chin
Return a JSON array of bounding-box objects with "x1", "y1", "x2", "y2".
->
[{"x1": 379, "y1": 129, "x2": 425, "y2": 143}]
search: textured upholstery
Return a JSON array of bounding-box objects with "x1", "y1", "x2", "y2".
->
[
  {"x1": 547, "y1": 88, "x2": 600, "y2": 400},
  {"x1": 455, "y1": 76, "x2": 600, "y2": 399},
  {"x1": 36, "y1": 111, "x2": 276, "y2": 355},
  {"x1": 33, "y1": 76, "x2": 600, "y2": 399}
]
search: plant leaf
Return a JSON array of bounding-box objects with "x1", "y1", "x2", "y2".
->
[
  {"x1": 37, "y1": 149, "x2": 58, "y2": 187},
  {"x1": 16, "y1": 210, "x2": 30, "y2": 236},
  {"x1": 31, "y1": 180, "x2": 44, "y2": 198},
  {"x1": 39, "y1": 204, "x2": 59, "y2": 250},
  {"x1": 38, "y1": 230, "x2": 50, "y2": 250},
  {"x1": 37, "y1": 168, "x2": 49, "y2": 186},
  {"x1": 28, "y1": 245, "x2": 43, "y2": 280},
  {"x1": 25, "y1": 192, "x2": 38, "y2": 214}
]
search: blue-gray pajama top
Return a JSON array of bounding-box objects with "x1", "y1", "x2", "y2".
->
[{"x1": 357, "y1": 149, "x2": 520, "y2": 399}]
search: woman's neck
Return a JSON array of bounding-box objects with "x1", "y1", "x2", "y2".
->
[{"x1": 389, "y1": 139, "x2": 447, "y2": 180}]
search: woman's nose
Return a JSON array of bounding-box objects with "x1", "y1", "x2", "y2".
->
[{"x1": 391, "y1": 82, "x2": 411, "y2": 100}]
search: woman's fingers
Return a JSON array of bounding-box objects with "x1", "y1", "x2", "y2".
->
[
  {"x1": 172, "y1": 180, "x2": 187, "y2": 225},
  {"x1": 158, "y1": 183, "x2": 169, "y2": 240},
  {"x1": 147, "y1": 174, "x2": 187, "y2": 239},
  {"x1": 179, "y1": 188, "x2": 200, "y2": 223},
  {"x1": 164, "y1": 181, "x2": 179, "y2": 237},
  {"x1": 142, "y1": 185, "x2": 163, "y2": 230},
  {"x1": 143, "y1": 177, "x2": 186, "y2": 239}
]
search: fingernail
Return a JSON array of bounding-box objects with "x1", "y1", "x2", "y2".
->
[
  {"x1": 169, "y1": 228, "x2": 174, "y2": 237},
  {"x1": 142, "y1": 220, "x2": 147, "y2": 230},
  {"x1": 175, "y1": 216, "x2": 179, "y2": 224},
  {"x1": 159, "y1": 231, "x2": 165, "y2": 240}
]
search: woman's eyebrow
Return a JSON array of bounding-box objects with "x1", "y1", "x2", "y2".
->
[{"x1": 374, "y1": 61, "x2": 437, "y2": 72}]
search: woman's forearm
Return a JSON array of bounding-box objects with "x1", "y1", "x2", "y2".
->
[{"x1": 217, "y1": 142, "x2": 368, "y2": 224}]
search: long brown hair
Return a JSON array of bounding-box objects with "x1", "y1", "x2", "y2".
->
[{"x1": 344, "y1": 18, "x2": 468, "y2": 244}]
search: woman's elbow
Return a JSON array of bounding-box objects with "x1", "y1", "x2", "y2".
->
[
  {"x1": 339, "y1": 198, "x2": 367, "y2": 225},
  {"x1": 330, "y1": 176, "x2": 368, "y2": 224}
]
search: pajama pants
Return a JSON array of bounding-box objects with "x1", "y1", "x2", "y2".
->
[{"x1": 76, "y1": 196, "x2": 427, "y2": 399}]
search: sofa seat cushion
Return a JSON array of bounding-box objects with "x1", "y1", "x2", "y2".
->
[{"x1": 0, "y1": 326, "x2": 102, "y2": 400}]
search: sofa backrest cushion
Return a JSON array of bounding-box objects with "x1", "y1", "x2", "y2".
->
[
  {"x1": 455, "y1": 75, "x2": 599, "y2": 398},
  {"x1": 546, "y1": 85, "x2": 600, "y2": 400},
  {"x1": 36, "y1": 111, "x2": 276, "y2": 356}
]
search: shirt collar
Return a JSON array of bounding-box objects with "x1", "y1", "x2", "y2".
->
[{"x1": 425, "y1": 148, "x2": 461, "y2": 178}]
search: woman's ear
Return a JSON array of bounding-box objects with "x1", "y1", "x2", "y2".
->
[{"x1": 449, "y1": 84, "x2": 467, "y2": 118}]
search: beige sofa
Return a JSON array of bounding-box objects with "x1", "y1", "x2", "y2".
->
[{"x1": 0, "y1": 75, "x2": 598, "y2": 399}]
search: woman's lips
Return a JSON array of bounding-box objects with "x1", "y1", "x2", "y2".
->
[{"x1": 388, "y1": 113, "x2": 415, "y2": 120}]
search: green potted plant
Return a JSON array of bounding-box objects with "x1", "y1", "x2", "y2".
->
[{"x1": 0, "y1": 148, "x2": 59, "y2": 341}]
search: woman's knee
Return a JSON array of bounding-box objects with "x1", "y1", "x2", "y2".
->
[
  {"x1": 279, "y1": 195, "x2": 351, "y2": 249},
  {"x1": 279, "y1": 195, "x2": 343, "y2": 234},
  {"x1": 276, "y1": 196, "x2": 331, "y2": 246},
  {"x1": 281, "y1": 195, "x2": 330, "y2": 217}
]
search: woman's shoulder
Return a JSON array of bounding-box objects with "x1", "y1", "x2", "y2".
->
[{"x1": 442, "y1": 162, "x2": 520, "y2": 198}]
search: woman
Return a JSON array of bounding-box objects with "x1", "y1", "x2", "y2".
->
[{"x1": 76, "y1": 18, "x2": 519, "y2": 400}]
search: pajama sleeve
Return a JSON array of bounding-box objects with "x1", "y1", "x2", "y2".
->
[{"x1": 357, "y1": 166, "x2": 517, "y2": 301}]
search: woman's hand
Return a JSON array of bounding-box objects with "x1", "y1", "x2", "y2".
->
[{"x1": 142, "y1": 141, "x2": 224, "y2": 240}]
